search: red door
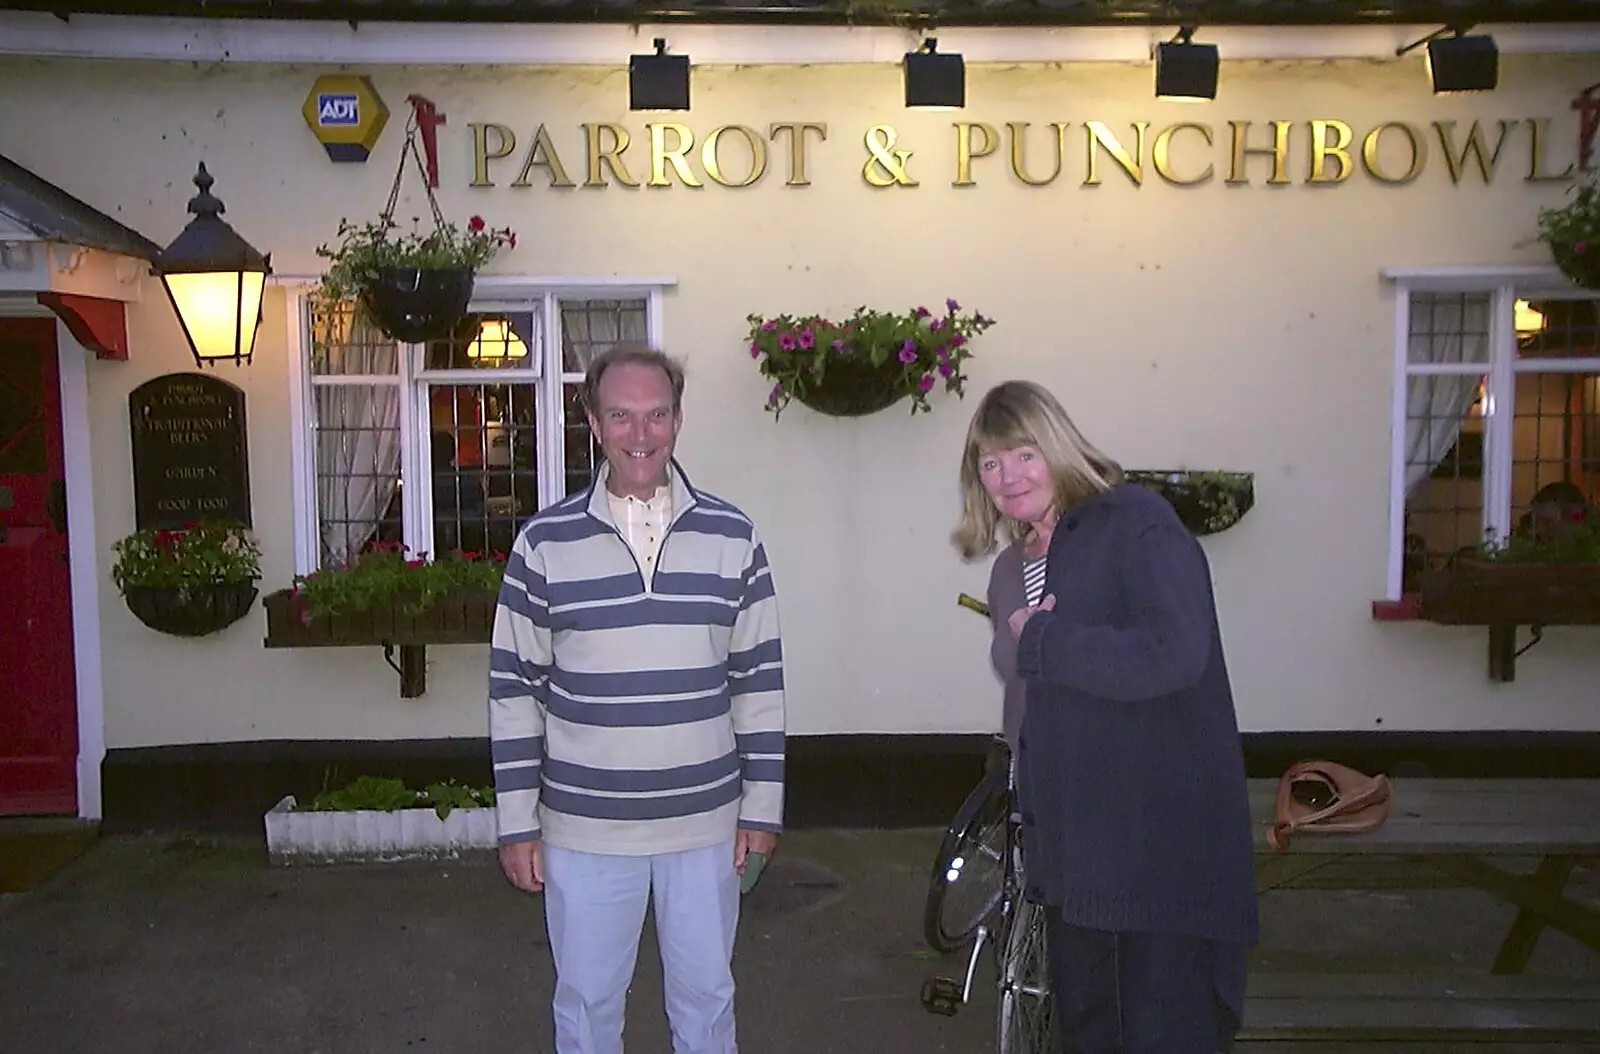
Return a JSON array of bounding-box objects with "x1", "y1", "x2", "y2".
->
[{"x1": 0, "y1": 316, "x2": 77, "y2": 815}]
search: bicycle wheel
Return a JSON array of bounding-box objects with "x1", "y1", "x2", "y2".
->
[
  {"x1": 922, "y1": 766, "x2": 1009, "y2": 952},
  {"x1": 997, "y1": 896, "x2": 1054, "y2": 1054}
]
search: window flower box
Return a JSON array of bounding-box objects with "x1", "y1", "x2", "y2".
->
[
  {"x1": 261, "y1": 586, "x2": 496, "y2": 697},
  {"x1": 1418, "y1": 513, "x2": 1600, "y2": 681},
  {"x1": 261, "y1": 588, "x2": 496, "y2": 648}
]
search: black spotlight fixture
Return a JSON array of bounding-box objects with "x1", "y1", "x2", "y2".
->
[
  {"x1": 904, "y1": 38, "x2": 964, "y2": 109},
  {"x1": 630, "y1": 37, "x2": 690, "y2": 111},
  {"x1": 1155, "y1": 26, "x2": 1219, "y2": 102},
  {"x1": 1398, "y1": 27, "x2": 1498, "y2": 94}
]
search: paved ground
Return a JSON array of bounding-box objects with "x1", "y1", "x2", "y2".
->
[{"x1": 2, "y1": 828, "x2": 1598, "y2": 1053}]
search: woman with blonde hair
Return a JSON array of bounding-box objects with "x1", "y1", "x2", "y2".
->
[{"x1": 954, "y1": 380, "x2": 1258, "y2": 1054}]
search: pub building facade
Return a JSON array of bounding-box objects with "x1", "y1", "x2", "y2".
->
[{"x1": 1, "y1": 2, "x2": 1598, "y2": 829}]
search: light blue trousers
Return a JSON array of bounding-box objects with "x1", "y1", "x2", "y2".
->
[{"x1": 542, "y1": 837, "x2": 740, "y2": 1054}]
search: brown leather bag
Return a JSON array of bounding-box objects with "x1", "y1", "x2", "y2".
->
[{"x1": 1266, "y1": 759, "x2": 1393, "y2": 851}]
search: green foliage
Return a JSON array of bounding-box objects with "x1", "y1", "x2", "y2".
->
[
  {"x1": 315, "y1": 214, "x2": 515, "y2": 301},
  {"x1": 109, "y1": 521, "x2": 263, "y2": 598},
  {"x1": 290, "y1": 544, "x2": 506, "y2": 618},
  {"x1": 745, "y1": 299, "x2": 995, "y2": 419},
  {"x1": 1478, "y1": 519, "x2": 1600, "y2": 564},
  {"x1": 309, "y1": 774, "x2": 496, "y2": 820}
]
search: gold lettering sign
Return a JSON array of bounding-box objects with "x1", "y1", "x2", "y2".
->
[{"x1": 463, "y1": 117, "x2": 1575, "y2": 191}]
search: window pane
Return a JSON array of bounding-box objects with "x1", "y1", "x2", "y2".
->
[
  {"x1": 1402, "y1": 374, "x2": 1485, "y2": 589},
  {"x1": 423, "y1": 311, "x2": 539, "y2": 372},
  {"x1": 563, "y1": 383, "x2": 603, "y2": 495},
  {"x1": 310, "y1": 300, "x2": 398, "y2": 376},
  {"x1": 315, "y1": 383, "x2": 403, "y2": 566},
  {"x1": 1516, "y1": 298, "x2": 1600, "y2": 360},
  {"x1": 560, "y1": 298, "x2": 648, "y2": 373},
  {"x1": 428, "y1": 382, "x2": 537, "y2": 558},
  {"x1": 1408, "y1": 292, "x2": 1489, "y2": 365},
  {"x1": 1509, "y1": 369, "x2": 1600, "y2": 538}
]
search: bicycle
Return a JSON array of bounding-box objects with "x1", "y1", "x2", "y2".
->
[{"x1": 919, "y1": 593, "x2": 1055, "y2": 1054}]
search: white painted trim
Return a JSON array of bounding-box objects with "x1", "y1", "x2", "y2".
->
[
  {"x1": 270, "y1": 276, "x2": 677, "y2": 294},
  {"x1": 4, "y1": 13, "x2": 1598, "y2": 66},
  {"x1": 1381, "y1": 265, "x2": 1575, "y2": 294},
  {"x1": 1484, "y1": 285, "x2": 1518, "y2": 543},
  {"x1": 539, "y1": 296, "x2": 565, "y2": 507},
  {"x1": 1385, "y1": 287, "x2": 1409, "y2": 601},
  {"x1": 283, "y1": 292, "x2": 317, "y2": 577},
  {"x1": 55, "y1": 322, "x2": 105, "y2": 822}
]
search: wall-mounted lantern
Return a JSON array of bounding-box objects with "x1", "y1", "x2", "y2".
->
[{"x1": 154, "y1": 162, "x2": 272, "y2": 367}]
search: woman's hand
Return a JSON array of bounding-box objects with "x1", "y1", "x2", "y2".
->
[{"x1": 1008, "y1": 594, "x2": 1056, "y2": 638}]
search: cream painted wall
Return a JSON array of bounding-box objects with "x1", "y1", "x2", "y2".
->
[{"x1": 2, "y1": 53, "x2": 1597, "y2": 747}]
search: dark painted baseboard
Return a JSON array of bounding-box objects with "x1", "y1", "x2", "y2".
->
[{"x1": 99, "y1": 732, "x2": 1600, "y2": 835}]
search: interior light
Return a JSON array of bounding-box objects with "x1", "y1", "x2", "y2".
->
[
  {"x1": 1514, "y1": 299, "x2": 1544, "y2": 335},
  {"x1": 466, "y1": 318, "x2": 528, "y2": 361}
]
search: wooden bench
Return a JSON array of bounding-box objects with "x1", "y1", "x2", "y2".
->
[{"x1": 1238, "y1": 972, "x2": 1600, "y2": 1046}]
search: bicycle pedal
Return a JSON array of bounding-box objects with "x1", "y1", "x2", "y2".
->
[{"x1": 920, "y1": 976, "x2": 962, "y2": 1017}]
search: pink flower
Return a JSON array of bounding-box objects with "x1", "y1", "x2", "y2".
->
[
  {"x1": 798, "y1": 329, "x2": 815, "y2": 349},
  {"x1": 761, "y1": 320, "x2": 777, "y2": 331},
  {"x1": 918, "y1": 373, "x2": 936, "y2": 392},
  {"x1": 779, "y1": 333, "x2": 797, "y2": 351},
  {"x1": 1576, "y1": 240, "x2": 1590, "y2": 254},
  {"x1": 937, "y1": 358, "x2": 954, "y2": 378},
  {"x1": 748, "y1": 342, "x2": 762, "y2": 359},
  {"x1": 898, "y1": 338, "x2": 918, "y2": 363},
  {"x1": 915, "y1": 306, "x2": 930, "y2": 318},
  {"x1": 469, "y1": 216, "x2": 486, "y2": 232},
  {"x1": 946, "y1": 298, "x2": 960, "y2": 312},
  {"x1": 766, "y1": 383, "x2": 784, "y2": 407},
  {"x1": 930, "y1": 318, "x2": 945, "y2": 331},
  {"x1": 832, "y1": 338, "x2": 848, "y2": 355}
]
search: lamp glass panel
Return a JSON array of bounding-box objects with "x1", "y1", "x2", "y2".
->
[{"x1": 164, "y1": 270, "x2": 266, "y2": 360}]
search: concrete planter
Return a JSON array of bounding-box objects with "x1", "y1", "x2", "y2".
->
[{"x1": 264, "y1": 795, "x2": 498, "y2": 865}]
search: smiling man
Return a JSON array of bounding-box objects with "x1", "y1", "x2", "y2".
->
[{"x1": 488, "y1": 343, "x2": 785, "y2": 1054}]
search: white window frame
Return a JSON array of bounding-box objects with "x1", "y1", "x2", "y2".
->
[
  {"x1": 1383, "y1": 265, "x2": 1600, "y2": 600},
  {"x1": 283, "y1": 276, "x2": 672, "y2": 576}
]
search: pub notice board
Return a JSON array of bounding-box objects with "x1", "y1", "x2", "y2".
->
[{"x1": 129, "y1": 372, "x2": 251, "y2": 529}]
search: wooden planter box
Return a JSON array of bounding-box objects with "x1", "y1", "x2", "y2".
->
[
  {"x1": 262, "y1": 588, "x2": 496, "y2": 697},
  {"x1": 1418, "y1": 561, "x2": 1600, "y2": 681},
  {"x1": 264, "y1": 795, "x2": 497, "y2": 866}
]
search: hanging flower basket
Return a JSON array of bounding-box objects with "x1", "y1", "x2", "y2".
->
[
  {"x1": 315, "y1": 116, "x2": 513, "y2": 340},
  {"x1": 1535, "y1": 172, "x2": 1600, "y2": 290},
  {"x1": 793, "y1": 356, "x2": 909, "y2": 417},
  {"x1": 746, "y1": 301, "x2": 996, "y2": 420},
  {"x1": 110, "y1": 521, "x2": 264, "y2": 638},
  {"x1": 1549, "y1": 242, "x2": 1600, "y2": 291},
  {"x1": 359, "y1": 266, "x2": 476, "y2": 344},
  {"x1": 1126, "y1": 470, "x2": 1255, "y2": 536},
  {"x1": 124, "y1": 581, "x2": 259, "y2": 637}
]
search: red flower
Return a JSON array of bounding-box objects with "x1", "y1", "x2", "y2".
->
[{"x1": 469, "y1": 215, "x2": 486, "y2": 232}]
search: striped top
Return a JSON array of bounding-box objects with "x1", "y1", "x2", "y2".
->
[
  {"x1": 487, "y1": 460, "x2": 786, "y2": 856},
  {"x1": 1023, "y1": 554, "x2": 1048, "y2": 608}
]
